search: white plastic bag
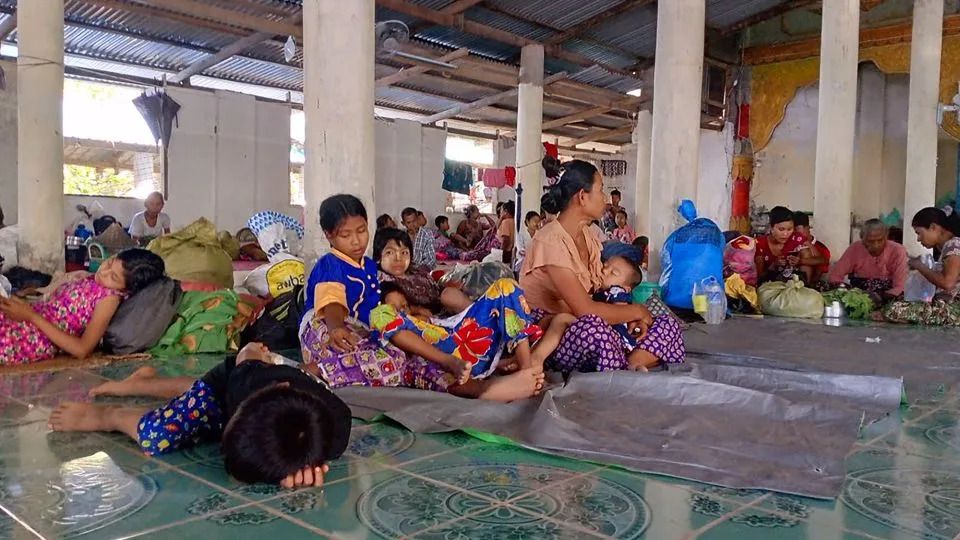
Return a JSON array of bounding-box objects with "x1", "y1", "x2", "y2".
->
[
  {"x1": 0, "y1": 274, "x2": 10, "y2": 298},
  {"x1": 904, "y1": 254, "x2": 937, "y2": 302},
  {"x1": 244, "y1": 212, "x2": 306, "y2": 297}
]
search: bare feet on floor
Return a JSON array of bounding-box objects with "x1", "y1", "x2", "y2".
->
[
  {"x1": 89, "y1": 366, "x2": 157, "y2": 397},
  {"x1": 49, "y1": 402, "x2": 113, "y2": 432},
  {"x1": 478, "y1": 368, "x2": 546, "y2": 402},
  {"x1": 496, "y1": 357, "x2": 520, "y2": 375},
  {"x1": 439, "y1": 355, "x2": 473, "y2": 384}
]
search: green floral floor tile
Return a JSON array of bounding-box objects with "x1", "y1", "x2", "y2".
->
[
  {"x1": 410, "y1": 507, "x2": 609, "y2": 539},
  {"x1": 346, "y1": 421, "x2": 477, "y2": 466},
  {"x1": 869, "y1": 410, "x2": 960, "y2": 463},
  {"x1": 0, "y1": 420, "x2": 155, "y2": 473},
  {"x1": 0, "y1": 369, "x2": 106, "y2": 402},
  {"x1": 697, "y1": 508, "x2": 875, "y2": 539},
  {"x1": 0, "y1": 463, "x2": 248, "y2": 539},
  {"x1": 124, "y1": 507, "x2": 324, "y2": 539},
  {"x1": 93, "y1": 354, "x2": 227, "y2": 381},
  {"x1": 261, "y1": 467, "x2": 504, "y2": 538}
]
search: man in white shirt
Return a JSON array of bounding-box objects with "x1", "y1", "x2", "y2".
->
[{"x1": 129, "y1": 191, "x2": 171, "y2": 245}]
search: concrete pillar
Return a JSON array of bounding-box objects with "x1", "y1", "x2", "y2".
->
[
  {"x1": 852, "y1": 64, "x2": 887, "y2": 224},
  {"x1": 903, "y1": 0, "x2": 944, "y2": 255},
  {"x1": 516, "y1": 44, "x2": 544, "y2": 220},
  {"x1": 813, "y1": 0, "x2": 859, "y2": 255},
  {"x1": 302, "y1": 0, "x2": 375, "y2": 260},
  {"x1": 17, "y1": 0, "x2": 64, "y2": 273},
  {"x1": 647, "y1": 0, "x2": 705, "y2": 276},
  {"x1": 632, "y1": 109, "x2": 652, "y2": 235}
]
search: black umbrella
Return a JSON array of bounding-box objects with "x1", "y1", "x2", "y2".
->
[{"x1": 133, "y1": 88, "x2": 181, "y2": 198}]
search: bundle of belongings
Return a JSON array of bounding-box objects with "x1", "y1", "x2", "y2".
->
[
  {"x1": 659, "y1": 200, "x2": 724, "y2": 310},
  {"x1": 758, "y1": 275, "x2": 824, "y2": 319},
  {"x1": 241, "y1": 211, "x2": 305, "y2": 298},
  {"x1": 150, "y1": 290, "x2": 258, "y2": 356},
  {"x1": 439, "y1": 261, "x2": 514, "y2": 301},
  {"x1": 148, "y1": 218, "x2": 235, "y2": 290}
]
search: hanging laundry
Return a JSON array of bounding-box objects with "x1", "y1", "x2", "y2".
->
[
  {"x1": 601, "y1": 160, "x2": 628, "y2": 177},
  {"x1": 443, "y1": 159, "x2": 473, "y2": 195},
  {"x1": 482, "y1": 168, "x2": 508, "y2": 188},
  {"x1": 542, "y1": 142, "x2": 559, "y2": 159}
]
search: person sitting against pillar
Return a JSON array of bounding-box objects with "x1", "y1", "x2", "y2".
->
[
  {"x1": 401, "y1": 207, "x2": 437, "y2": 270},
  {"x1": 827, "y1": 219, "x2": 908, "y2": 300},
  {"x1": 497, "y1": 200, "x2": 517, "y2": 265},
  {"x1": 754, "y1": 206, "x2": 815, "y2": 284},
  {"x1": 882, "y1": 207, "x2": 960, "y2": 325},
  {"x1": 0, "y1": 249, "x2": 165, "y2": 366},
  {"x1": 129, "y1": 191, "x2": 172, "y2": 246},
  {"x1": 791, "y1": 212, "x2": 830, "y2": 284}
]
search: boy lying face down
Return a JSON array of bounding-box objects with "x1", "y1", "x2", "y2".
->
[{"x1": 49, "y1": 342, "x2": 352, "y2": 488}]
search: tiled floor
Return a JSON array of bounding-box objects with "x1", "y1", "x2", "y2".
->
[{"x1": 0, "y1": 355, "x2": 959, "y2": 539}]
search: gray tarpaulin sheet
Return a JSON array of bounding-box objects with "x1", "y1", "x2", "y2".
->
[
  {"x1": 684, "y1": 317, "x2": 960, "y2": 399},
  {"x1": 337, "y1": 365, "x2": 901, "y2": 499}
]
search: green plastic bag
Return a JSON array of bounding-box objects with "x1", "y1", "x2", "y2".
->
[
  {"x1": 148, "y1": 218, "x2": 234, "y2": 289},
  {"x1": 758, "y1": 276, "x2": 824, "y2": 319}
]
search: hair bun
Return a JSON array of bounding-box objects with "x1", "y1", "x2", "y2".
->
[
  {"x1": 541, "y1": 156, "x2": 561, "y2": 179},
  {"x1": 540, "y1": 190, "x2": 561, "y2": 215}
]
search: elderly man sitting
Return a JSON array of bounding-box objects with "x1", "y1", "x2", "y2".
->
[{"x1": 827, "y1": 219, "x2": 908, "y2": 299}]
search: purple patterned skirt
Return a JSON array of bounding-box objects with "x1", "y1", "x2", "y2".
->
[{"x1": 534, "y1": 311, "x2": 685, "y2": 375}]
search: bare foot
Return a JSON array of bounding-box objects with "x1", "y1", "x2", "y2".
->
[
  {"x1": 496, "y1": 357, "x2": 520, "y2": 375},
  {"x1": 477, "y1": 368, "x2": 545, "y2": 402},
  {"x1": 90, "y1": 366, "x2": 157, "y2": 397},
  {"x1": 437, "y1": 355, "x2": 473, "y2": 384},
  {"x1": 627, "y1": 349, "x2": 657, "y2": 372},
  {"x1": 49, "y1": 402, "x2": 114, "y2": 432}
]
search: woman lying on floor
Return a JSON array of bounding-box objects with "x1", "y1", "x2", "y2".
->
[
  {"x1": 0, "y1": 250, "x2": 165, "y2": 366},
  {"x1": 882, "y1": 207, "x2": 960, "y2": 325}
]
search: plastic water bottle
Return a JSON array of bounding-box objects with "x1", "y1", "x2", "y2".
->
[{"x1": 701, "y1": 277, "x2": 726, "y2": 325}]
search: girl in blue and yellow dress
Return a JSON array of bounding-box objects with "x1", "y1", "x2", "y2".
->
[{"x1": 298, "y1": 195, "x2": 454, "y2": 391}]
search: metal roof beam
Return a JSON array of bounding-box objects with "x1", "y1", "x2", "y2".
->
[
  {"x1": 127, "y1": 0, "x2": 302, "y2": 39},
  {"x1": 544, "y1": 0, "x2": 656, "y2": 45},
  {"x1": 376, "y1": 47, "x2": 469, "y2": 87},
  {"x1": 440, "y1": 0, "x2": 485, "y2": 15},
  {"x1": 169, "y1": 10, "x2": 303, "y2": 84},
  {"x1": 569, "y1": 124, "x2": 635, "y2": 146},
  {"x1": 0, "y1": 11, "x2": 16, "y2": 41},
  {"x1": 82, "y1": 0, "x2": 258, "y2": 38},
  {"x1": 419, "y1": 71, "x2": 567, "y2": 125},
  {"x1": 376, "y1": 0, "x2": 639, "y2": 77},
  {"x1": 717, "y1": 0, "x2": 819, "y2": 37}
]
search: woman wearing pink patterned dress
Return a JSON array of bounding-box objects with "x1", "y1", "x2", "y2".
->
[{"x1": 0, "y1": 249, "x2": 165, "y2": 365}]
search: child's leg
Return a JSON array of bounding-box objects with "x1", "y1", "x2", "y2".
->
[
  {"x1": 440, "y1": 287, "x2": 472, "y2": 314},
  {"x1": 54, "y1": 379, "x2": 224, "y2": 456},
  {"x1": 49, "y1": 403, "x2": 151, "y2": 441},
  {"x1": 449, "y1": 368, "x2": 545, "y2": 402},
  {"x1": 90, "y1": 366, "x2": 194, "y2": 398},
  {"x1": 527, "y1": 313, "x2": 575, "y2": 370}
]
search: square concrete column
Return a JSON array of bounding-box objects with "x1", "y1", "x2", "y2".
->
[
  {"x1": 813, "y1": 0, "x2": 859, "y2": 256},
  {"x1": 516, "y1": 44, "x2": 545, "y2": 219},
  {"x1": 632, "y1": 109, "x2": 652, "y2": 236},
  {"x1": 17, "y1": 0, "x2": 65, "y2": 273},
  {"x1": 647, "y1": 0, "x2": 705, "y2": 276},
  {"x1": 903, "y1": 0, "x2": 944, "y2": 255},
  {"x1": 302, "y1": 0, "x2": 376, "y2": 259}
]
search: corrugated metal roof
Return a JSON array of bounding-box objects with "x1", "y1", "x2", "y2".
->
[
  {"x1": 569, "y1": 64, "x2": 643, "y2": 94},
  {"x1": 462, "y1": 6, "x2": 556, "y2": 42},
  {"x1": 583, "y1": 2, "x2": 658, "y2": 57},
  {"x1": 707, "y1": 0, "x2": 784, "y2": 28},
  {"x1": 483, "y1": 0, "x2": 626, "y2": 31}
]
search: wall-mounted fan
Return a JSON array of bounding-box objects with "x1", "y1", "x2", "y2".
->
[{"x1": 375, "y1": 20, "x2": 458, "y2": 69}]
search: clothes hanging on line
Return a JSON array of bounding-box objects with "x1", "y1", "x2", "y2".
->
[
  {"x1": 481, "y1": 167, "x2": 516, "y2": 188},
  {"x1": 542, "y1": 142, "x2": 559, "y2": 159},
  {"x1": 600, "y1": 160, "x2": 628, "y2": 177},
  {"x1": 443, "y1": 159, "x2": 473, "y2": 195}
]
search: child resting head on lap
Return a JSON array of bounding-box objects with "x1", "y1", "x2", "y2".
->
[{"x1": 594, "y1": 255, "x2": 658, "y2": 372}]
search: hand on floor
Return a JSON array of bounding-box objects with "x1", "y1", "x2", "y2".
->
[{"x1": 280, "y1": 464, "x2": 330, "y2": 489}]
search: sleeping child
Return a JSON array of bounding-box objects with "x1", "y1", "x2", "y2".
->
[
  {"x1": 49, "y1": 342, "x2": 352, "y2": 489},
  {"x1": 373, "y1": 280, "x2": 574, "y2": 402}
]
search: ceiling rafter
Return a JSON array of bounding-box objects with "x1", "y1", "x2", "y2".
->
[
  {"x1": 717, "y1": 0, "x2": 820, "y2": 37},
  {"x1": 544, "y1": 0, "x2": 656, "y2": 45},
  {"x1": 126, "y1": 0, "x2": 302, "y2": 38}
]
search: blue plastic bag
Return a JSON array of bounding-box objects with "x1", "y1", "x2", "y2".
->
[{"x1": 659, "y1": 200, "x2": 725, "y2": 309}]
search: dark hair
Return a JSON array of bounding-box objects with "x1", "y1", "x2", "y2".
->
[
  {"x1": 435, "y1": 215, "x2": 449, "y2": 228},
  {"x1": 376, "y1": 214, "x2": 394, "y2": 230},
  {"x1": 610, "y1": 255, "x2": 643, "y2": 288},
  {"x1": 616, "y1": 209, "x2": 628, "y2": 219},
  {"x1": 912, "y1": 207, "x2": 960, "y2": 236},
  {"x1": 541, "y1": 160, "x2": 599, "y2": 215},
  {"x1": 768, "y1": 206, "x2": 794, "y2": 227},
  {"x1": 319, "y1": 194, "x2": 367, "y2": 235},
  {"x1": 496, "y1": 202, "x2": 504, "y2": 214},
  {"x1": 524, "y1": 211, "x2": 540, "y2": 225},
  {"x1": 0, "y1": 204, "x2": 4, "y2": 227},
  {"x1": 222, "y1": 385, "x2": 337, "y2": 484},
  {"x1": 542, "y1": 155, "x2": 561, "y2": 178},
  {"x1": 373, "y1": 227, "x2": 413, "y2": 266},
  {"x1": 633, "y1": 236, "x2": 649, "y2": 249},
  {"x1": 116, "y1": 248, "x2": 165, "y2": 294},
  {"x1": 792, "y1": 212, "x2": 810, "y2": 227},
  {"x1": 400, "y1": 207, "x2": 418, "y2": 220},
  {"x1": 502, "y1": 200, "x2": 516, "y2": 216},
  {"x1": 379, "y1": 281, "x2": 407, "y2": 302},
  {"x1": 610, "y1": 189, "x2": 621, "y2": 198}
]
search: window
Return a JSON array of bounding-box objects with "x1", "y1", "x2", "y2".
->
[
  {"x1": 290, "y1": 110, "x2": 306, "y2": 206},
  {"x1": 445, "y1": 135, "x2": 495, "y2": 214},
  {"x1": 62, "y1": 78, "x2": 162, "y2": 197}
]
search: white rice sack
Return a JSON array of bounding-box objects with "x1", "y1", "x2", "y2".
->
[{"x1": 245, "y1": 212, "x2": 307, "y2": 297}]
